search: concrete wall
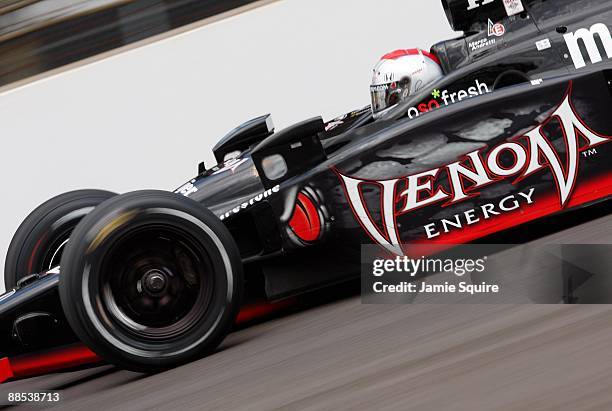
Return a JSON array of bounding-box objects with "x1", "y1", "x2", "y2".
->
[{"x1": 0, "y1": 0, "x2": 455, "y2": 292}]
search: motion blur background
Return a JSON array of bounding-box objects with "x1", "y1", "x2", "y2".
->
[{"x1": 0, "y1": 0, "x2": 455, "y2": 293}]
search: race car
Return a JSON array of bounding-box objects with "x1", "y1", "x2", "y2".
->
[{"x1": 1, "y1": 0, "x2": 611, "y2": 380}]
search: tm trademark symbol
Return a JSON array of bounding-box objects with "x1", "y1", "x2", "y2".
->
[{"x1": 582, "y1": 148, "x2": 598, "y2": 158}]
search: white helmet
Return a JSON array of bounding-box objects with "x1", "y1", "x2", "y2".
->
[{"x1": 370, "y1": 48, "x2": 443, "y2": 118}]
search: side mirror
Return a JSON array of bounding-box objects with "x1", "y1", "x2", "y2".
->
[
  {"x1": 212, "y1": 114, "x2": 274, "y2": 163},
  {"x1": 251, "y1": 117, "x2": 327, "y2": 189}
]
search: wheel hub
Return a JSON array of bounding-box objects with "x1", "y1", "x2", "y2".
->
[
  {"x1": 142, "y1": 269, "x2": 168, "y2": 295},
  {"x1": 100, "y1": 228, "x2": 212, "y2": 337}
]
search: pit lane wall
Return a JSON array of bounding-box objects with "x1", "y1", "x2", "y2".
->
[{"x1": 0, "y1": 0, "x2": 455, "y2": 293}]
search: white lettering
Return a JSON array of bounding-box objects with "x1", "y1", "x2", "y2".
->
[{"x1": 564, "y1": 23, "x2": 612, "y2": 69}]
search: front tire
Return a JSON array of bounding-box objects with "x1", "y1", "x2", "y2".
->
[
  {"x1": 58, "y1": 190, "x2": 243, "y2": 372},
  {"x1": 4, "y1": 189, "x2": 117, "y2": 289}
]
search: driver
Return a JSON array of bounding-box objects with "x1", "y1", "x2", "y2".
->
[{"x1": 370, "y1": 48, "x2": 443, "y2": 119}]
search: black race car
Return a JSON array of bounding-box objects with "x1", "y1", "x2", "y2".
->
[{"x1": 1, "y1": 0, "x2": 611, "y2": 379}]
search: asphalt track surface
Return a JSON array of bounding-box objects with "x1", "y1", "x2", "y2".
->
[{"x1": 1, "y1": 209, "x2": 612, "y2": 410}]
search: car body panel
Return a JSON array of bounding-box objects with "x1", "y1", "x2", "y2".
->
[{"x1": 1, "y1": 0, "x2": 611, "y2": 373}]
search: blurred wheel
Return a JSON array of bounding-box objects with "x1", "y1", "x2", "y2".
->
[
  {"x1": 59, "y1": 190, "x2": 243, "y2": 372},
  {"x1": 4, "y1": 189, "x2": 116, "y2": 289}
]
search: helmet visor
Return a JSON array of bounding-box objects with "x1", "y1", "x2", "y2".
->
[{"x1": 370, "y1": 78, "x2": 411, "y2": 117}]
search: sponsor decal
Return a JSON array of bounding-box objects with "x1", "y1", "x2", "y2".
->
[
  {"x1": 469, "y1": 19, "x2": 505, "y2": 52},
  {"x1": 466, "y1": 0, "x2": 495, "y2": 11},
  {"x1": 175, "y1": 179, "x2": 198, "y2": 197},
  {"x1": 469, "y1": 36, "x2": 496, "y2": 52},
  {"x1": 466, "y1": 0, "x2": 523, "y2": 16},
  {"x1": 421, "y1": 187, "x2": 535, "y2": 239},
  {"x1": 488, "y1": 19, "x2": 506, "y2": 37},
  {"x1": 564, "y1": 23, "x2": 612, "y2": 69},
  {"x1": 219, "y1": 185, "x2": 280, "y2": 221},
  {"x1": 502, "y1": 0, "x2": 524, "y2": 16},
  {"x1": 212, "y1": 157, "x2": 249, "y2": 175},
  {"x1": 406, "y1": 79, "x2": 490, "y2": 119},
  {"x1": 370, "y1": 84, "x2": 389, "y2": 92},
  {"x1": 536, "y1": 38, "x2": 551, "y2": 51},
  {"x1": 337, "y1": 85, "x2": 611, "y2": 254},
  {"x1": 467, "y1": 0, "x2": 525, "y2": 16}
]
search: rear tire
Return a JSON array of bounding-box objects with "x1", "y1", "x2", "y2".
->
[
  {"x1": 4, "y1": 190, "x2": 117, "y2": 289},
  {"x1": 59, "y1": 190, "x2": 243, "y2": 372}
]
